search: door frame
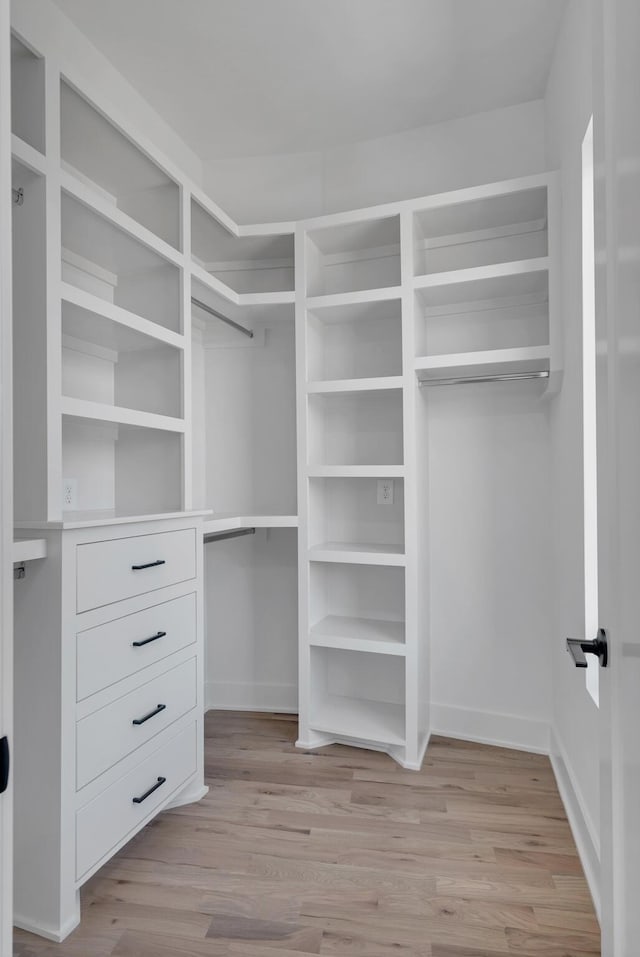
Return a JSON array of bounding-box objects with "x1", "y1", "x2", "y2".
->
[{"x1": 0, "y1": 1, "x2": 13, "y2": 954}]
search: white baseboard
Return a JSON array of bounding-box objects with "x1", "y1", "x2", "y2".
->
[
  {"x1": 549, "y1": 727, "x2": 601, "y2": 921},
  {"x1": 13, "y1": 909, "x2": 80, "y2": 943},
  {"x1": 430, "y1": 703, "x2": 550, "y2": 754},
  {"x1": 206, "y1": 680, "x2": 297, "y2": 713}
]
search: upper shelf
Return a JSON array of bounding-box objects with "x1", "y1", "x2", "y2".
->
[
  {"x1": 61, "y1": 81, "x2": 181, "y2": 250},
  {"x1": 191, "y1": 198, "x2": 294, "y2": 296},
  {"x1": 305, "y1": 215, "x2": 401, "y2": 298},
  {"x1": 415, "y1": 345, "x2": 550, "y2": 382},
  {"x1": 414, "y1": 184, "x2": 548, "y2": 278}
]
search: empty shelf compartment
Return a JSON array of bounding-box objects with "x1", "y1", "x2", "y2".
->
[
  {"x1": 308, "y1": 477, "x2": 405, "y2": 558},
  {"x1": 306, "y1": 216, "x2": 400, "y2": 298},
  {"x1": 310, "y1": 646, "x2": 406, "y2": 745},
  {"x1": 308, "y1": 389, "x2": 403, "y2": 467},
  {"x1": 414, "y1": 185, "x2": 548, "y2": 277},
  {"x1": 307, "y1": 297, "x2": 402, "y2": 381}
]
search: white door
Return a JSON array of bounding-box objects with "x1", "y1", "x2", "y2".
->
[
  {"x1": 593, "y1": 0, "x2": 640, "y2": 953},
  {"x1": 0, "y1": 2, "x2": 12, "y2": 955}
]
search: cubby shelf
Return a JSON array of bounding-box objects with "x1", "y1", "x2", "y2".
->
[
  {"x1": 306, "y1": 286, "x2": 402, "y2": 311},
  {"x1": 310, "y1": 615, "x2": 406, "y2": 656},
  {"x1": 61, "y1": 284, "x2": 185, "y2": 351},
  {"x1": 61, "y1": 169, "x2": 183, "y2": 269},
  {"x1": 310, "y1": 698, "x2": 406, "y2": 746},
  {"x1": 11, "y1": 132, "x2": 46, "y2": 174},
  {"x1": 307, "y1": 466, "x2": 405, "y2": 479},
  {"x1": 307, "y1": 377, "x2": 403, "y2": 395},
  {"x1": 192, "y1": 262, "x2": 296, "y2": 314},
  {"x1": 414, "y1": 257, "x2": 549, "y2": 294},
  {"x1": 414, "y1": 345, "x2": 550, "y2": 382},
  {"x1": 309, "y1": 542, "x2": 406, "y2": 566},
  {"x1": 60, "y1": 397, "x2": 185, "y2": 433}
]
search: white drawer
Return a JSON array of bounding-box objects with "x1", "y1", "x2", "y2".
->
[
  {"x1": 76, "y1": 721, "x2": 197, "y2": 880},
  {"x1": 77, "y1": 593, "x2": 197, "y2": 701},
  {"x1": 76, "y1": 528, "x2": 197, "y2": 613},
  {"x1": 76, "y1": 657, "x2": 196, "y2": 789}
]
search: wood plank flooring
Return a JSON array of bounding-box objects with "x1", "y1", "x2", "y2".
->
[{"x1": 13, "y1": 712, "x2": 601, "y2": 957}]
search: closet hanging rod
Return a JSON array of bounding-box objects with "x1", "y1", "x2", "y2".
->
[
  {"x1": 12, "y1": 187, "x2": 24, "y2": 206},
  {"x1": 419, "y1": 370, "x2": 549, "y2": 388},
  {"x1": 191, "y1": 296, "x2": 254, "y2": 339},
  {"x1": 204, "y1": 527, "x2": 256, "y2": 545}
]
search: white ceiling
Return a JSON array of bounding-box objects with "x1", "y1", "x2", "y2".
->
[{"x1": 52, "y1": 0, "x2": 566, "y2": 160}]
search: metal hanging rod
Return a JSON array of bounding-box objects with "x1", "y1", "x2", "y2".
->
[
  {"x1": 204, "y1": 527, "x2": 256, "y2": 545},
  {"x1": 191, "y1": 296, "x2": 253, "y2": 339},
  {"x1": 12, "y1": 187, "x2": 24, "y2": 207},
  {"x1": 419, "y1": 370, "x2": 549, "y2": 388}
]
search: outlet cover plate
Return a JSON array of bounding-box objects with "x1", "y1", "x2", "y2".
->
[{"x1": 377, "y1": 479, "x2": 394, "y2": 505}]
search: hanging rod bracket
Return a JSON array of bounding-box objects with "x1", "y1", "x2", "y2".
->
[
  {"x1": 419, "y1": 370, "x2": 549, "y2": 388},
  {"x1": 12, "y1": 187, "x2": 24, "y2": 207},
  {"x1": 191, "y1": 297, "x2": 254, "y2": 339},
  {"x1": 204, "y1": 526, "x2": 256, "y2": 545}
]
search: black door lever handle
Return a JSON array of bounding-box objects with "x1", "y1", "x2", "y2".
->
[{"x1": 566, "y1": 628, "x2": 608, "y2": 668}]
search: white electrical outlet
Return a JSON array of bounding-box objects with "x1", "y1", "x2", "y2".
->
[
  {"x1": 377, "y1": 479, "x2": 394, "y2": 505},
  {"x1": 62, "y1": 478, "x2": 77, "y2": 511}
]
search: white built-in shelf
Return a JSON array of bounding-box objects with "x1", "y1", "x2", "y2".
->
[
  {"x1": 414, "y1": 262, "x2": 549, "y2": 313},
  {"x1": 307, "y1": 377, "x2": 403, "y2": 395},
  {"x1": 203, "y1": 514, "x2": 298, "y2": 537},
  {"x1": 306, "y1": 286, "x2": 402, "y2": 311},
  {"x1": 12, "y1": 538, "x2": 47, "y2": 563},
  {"x1": 191, "y1": 268, "x2": 295, "y2": 330},
  {"x1": 414, "y1": 345, "x2": 550, "y2": 382},
  {"x1": 413, "y1": 181, "x2": 548, "y2": 277},
  {"x1": 310, "y1": 615, "x2": 406, "y2": 656},
  {"x1": 61, "y1": 284, "x2": 185, "y2": 353},
  {"x1": 61, "y1": 81, "x2": 181, "y2": 250},
  {"x1": 413, "y1": 257, "x2": 550, "y2": 296},
  {"x1": 305, "y1": 215, "x2": 401, "y2": 298},
  {"x1": 60, "y1": 397, "x2": 185, "y2": 433},
  {"x1": 61, "y1": 170, "x2": 182, "y2": 268},
  {"x1": 307, "y1": 466, "x2": 405, "y2": 479},
  {"x1": 310, "y1": 697, "x2": 406, "y2": 746},
  {"x1": 309, "y1": 542, "x2": 406, "y2": 566},
  {"x1": 11, "y1": 133, "x2": 46, "y2": 175},
  {"x1": 191, "y1": 197, "x2": 294, "y2": 296}
]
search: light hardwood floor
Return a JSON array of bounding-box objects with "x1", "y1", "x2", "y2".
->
[{"x1": 14, "y1": 712, "x2": 601, "y2": 956}]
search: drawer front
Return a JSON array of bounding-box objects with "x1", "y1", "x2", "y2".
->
[
  {"x1": 76, "y1": 721, "x2": 197, "y2": 880},
  {"x1": 77, "y1": 593, "x2": 197, "y2": 701},
  {"x1": 76, "y1": 528, "x2": 197, "y2": 613},
  {"x1": 77, "y1": 657, "x2": 196, "y2": 789}
]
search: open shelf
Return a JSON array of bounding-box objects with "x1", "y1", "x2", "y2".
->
[
  {"x1": 191, "y1": 273, "x2": 295, "y2": 338},
  {"x1": 415, "y1": 345, "x2": 550, "y2": 382},
  {"x1": 305, "y1": 216, "x2": 400, "y2": 298},
  {"x1": 308, "y1": 542, "x2": 405, "y2": 566},
  {"x1": 414, "y1": 184, "x2": 548, "y2": 277},
  {"x1": 62, "y1": 299, "x2": 183, "y2": 419},
  {"x1": 61, "y1": 397, "x2": 185, "y2": 433},
  {"x1": 61, "y1": 81, "x2": 181, "y2": 249},
  {"x1": 308, "y1": 389, "x2": 403, "y2": 468},
  {"x1": 414, "y1": 266, "x2": 549, "y2": 359},
  {"x1": 191, "y1": 199, "x2": 294, "y2": 295},
  {"x1": 307, "y1": 466, "x2": 405, "y2": 479},
  {"x1": 62, "y1": 418, "x2": 183, "y2": 516},
  {"x1": 310, "y1": 562, "x2": 405, "y2": 640},
  {"x1": 61, "y1": 191, "x2": 181, "y2": 333},
  {"x1": 309, "y1": 476, "x2": 404, "y2": 554},
  {"x1": 310, "y1": 646, "x2": 405, "y2": 744},
  {"x1": 11, "y1": 34, "x2": 45, "y2": 155},
  {"x1": 310, "y1": 616, "x2": 405, "y2": 656},
  {"x1": 306, "y1": 296, "x2": 402, "y2": 382},
  {"x1": 307, "y1": 377, "x2": 403, "y2": 395}
]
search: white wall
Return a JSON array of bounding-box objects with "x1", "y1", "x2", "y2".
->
[
  {"x1": 544, "y1": 0, "x2": 600, "y2": 907},
  {"x1": 205, "y1": 100, "x2": 546, "y2": 223}
]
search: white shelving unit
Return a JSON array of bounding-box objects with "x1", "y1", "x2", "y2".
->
[{"x1": 296, "y1": 171, "x2": 559, "y2": 769}]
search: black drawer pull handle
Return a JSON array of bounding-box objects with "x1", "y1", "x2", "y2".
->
[
  {"x1": 132, "y1": 703, "x2": 166, "y2": 726},
  {"x1": 131, "y1": 559, "x2": 166, "y2": 571},
  {"x1": 132, "y1": 631, "x2": 167, "y2": 648},
  {"x1": 132, "y1": 776, "x2": 166, "y2": 805}
]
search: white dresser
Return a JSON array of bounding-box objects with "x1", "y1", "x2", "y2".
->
[{"x1": 13, "y1": 512, "x2": 208, "y2": 942}]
